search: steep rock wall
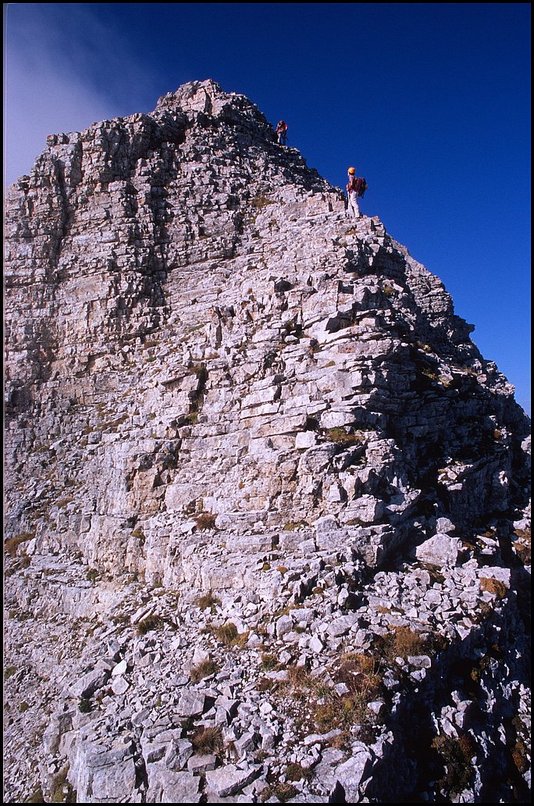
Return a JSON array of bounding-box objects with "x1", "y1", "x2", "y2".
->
[{"x1": 5, "y1": 80, "x2": 530, "y2": 583}]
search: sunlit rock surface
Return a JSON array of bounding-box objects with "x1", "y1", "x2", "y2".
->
[{"x1": 4, "y1": 79, "x2": 531, "y2": 803}]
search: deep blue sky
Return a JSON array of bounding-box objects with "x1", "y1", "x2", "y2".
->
[{"x1": 4, "y1": 3, "x2": 531, "y2": 414}]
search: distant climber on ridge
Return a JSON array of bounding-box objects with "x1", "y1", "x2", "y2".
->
[
  {"x1": 346, "y1": 166, "x2": 367, "y2": 219},
  {"x1": 276, "y1": 120, "x2": 288, "y2": 145}
]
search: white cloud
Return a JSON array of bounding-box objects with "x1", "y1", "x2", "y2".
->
[
  {"x1": 4, "y1": 46, "x2": 115, "y2": 186},
  {"x1": 3, "y1": 4, "x2": 158, "y2": 186}
]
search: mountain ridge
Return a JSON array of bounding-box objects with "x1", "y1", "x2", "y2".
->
[{"x1": 4, "y1": 78, "x2": 531, "y2": 803}]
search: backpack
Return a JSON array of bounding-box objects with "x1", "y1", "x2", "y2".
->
[
  {"x1": 347, "y1": 175, "x2": 358, "y2": 194},
  {"x1": 355, "y1": 177, "x2": 367, "y2": 197}
]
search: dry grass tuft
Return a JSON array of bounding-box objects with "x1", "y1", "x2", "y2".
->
[
  {"x1": 383, "y1": 626, "x2": 429, "y2": 659},
  {"x1": 191, "y1": 725, "x2": 224, "y2": 754},
  {"x1": 323, "y1": 427, "x2": 364, "y2": 446},
  {"x1": 479, "y1": 577, "x2": 508, "y2": 599},
  {"x1": 136, "y1": 614, "x2": 166, "y2": 635},
  {"x1": 261, "y1": 653, "x2": 280, "y2": 671},
  {"x1": 190, "y1": 658, "x2": 219, "y2": 682},
  {"x1": 260, "y1": 782, "x2": 298, "y2": 803},
  {"x1": 279, "y1": 656, "x2": 385, "y2": 735},
  {"x1": 513, "y1": 527, "x2": 531, "y2": 564},
  {"x1": 4, "y1": 532, "x2": 34, "y2": 557},
  {"x1": 194, "y1": 590, "x2": 221, "y2": 612},
  {"x1": 212, "y1": 622, "x2": 249, "y2": 647},
  {"x1": 431, "y1": 733, "x2": 476, "y2": 797},
  {"x1": 194, "y1": 512, "x2": 217, "y2": 530},
  {"x1": 285, "y1": 762, "x2": 312, "y2": 782}
]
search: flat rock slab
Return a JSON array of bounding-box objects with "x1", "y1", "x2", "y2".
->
[
  {"x1": 205, "y1": 764, "x2": 262, "y2": 797},
  {"x1": 415, "y1": 533, "x2": 460, "y2": 567},
  {"x1": 147, "y1": 767, "x2": 201, "y2": 803},
  {"x1": 177, "y1": 690, "x2": 206, "y2": 717}
]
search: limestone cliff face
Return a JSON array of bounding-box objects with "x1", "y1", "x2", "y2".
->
[
  {"x1": 3, "y1": 80, "x2": 531, "y2": 804},
  {"x1": 4, "y1": 80, "x2": 529, "y2": 581}
]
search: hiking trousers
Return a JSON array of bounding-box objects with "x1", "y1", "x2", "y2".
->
[{"x1": 347, "y1": 191, "x2": 360, "y2": 218}]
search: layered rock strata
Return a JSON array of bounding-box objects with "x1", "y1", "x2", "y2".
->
[{"x1": 4, "y1": 79, "x2": 531, "y2": 803}]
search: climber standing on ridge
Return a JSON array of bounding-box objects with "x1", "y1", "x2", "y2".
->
[
  {"x1": 346, "y1": 166, "x2": 367, "y2": 219},
  {"x1": 276, "y1": 120, "x2": 288, "y2": 145}
]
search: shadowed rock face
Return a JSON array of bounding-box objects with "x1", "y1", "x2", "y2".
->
[{"x1": 3, "y1": 80, "x2": 531, "y2": 804}]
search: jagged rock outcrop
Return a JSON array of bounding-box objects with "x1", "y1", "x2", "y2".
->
[{"x1": 4, "y1": 79, "x2": 531, "y2": 803}]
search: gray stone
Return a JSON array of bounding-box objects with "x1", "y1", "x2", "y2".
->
[
  {"x1": 70, "y1": 668, "x2": 111, "y2": 699},
  {"x1": 326, "y1": 614, "x2": 359, "y2": 637},
  {"x1": 275, "y1": 615, "x2": 293, "y2": 638},
  {"x1": 205, "y1": 764, "x2": 261, "y2": 797},
  {"x1": 416, "y1": 533, "x2": 460, "y2": 567},
  {"x1": 187, "y1": 754, "x2": 218, "y2": 773},
  {"x1": 331, "y1": 743, "x2": 374, "y2": 801},
  {"x1": 177, "y1": 691, "x2": 206, "y2": 717},
  {"x1": 165, "y1": 739, "x2": 194, "y2": 771},
  {"x1": 147, "y1": 767, "x2": 200, "y2": 803},
  {"x1": 111, "y1": 659, "x2": 128, "y2": 677}
]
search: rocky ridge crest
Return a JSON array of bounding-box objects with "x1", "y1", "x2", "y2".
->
[{"x1": 3, "y1": 79, "x2": 531, "y2": 803}]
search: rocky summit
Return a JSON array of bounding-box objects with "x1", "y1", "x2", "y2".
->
[{"x1": 3, "y1": 79, "x2": 531, "y2": 803}]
